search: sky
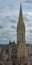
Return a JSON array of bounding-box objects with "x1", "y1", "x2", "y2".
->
[{"x1": 0, "y1": 0, "x2": 32, "y2": 44}]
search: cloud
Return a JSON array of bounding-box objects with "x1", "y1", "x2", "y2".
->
[
  {"x1": 27, "y1": 12, "x2": 32, "y2": 16},
  {"x1": 23, "y1": 11, "x2": 32, "y2": 43},
  {"x1": 11, "y1": 25, "x2": 16, "y2": 29},
  {"x1": 23, "y1": 0, "x2": 32, "y2": 4},
  {"x1": 0, "y1": 17, "x2": 17, "y2": 44},
  {"x1": 0, "y1": 0, "x2": 19, "y2": 44},
  {"x1": 0, "y1": 0, "x2": 32, "y2": 44},
  {"x1": 0, "y1": 26, "x2": 4, "y2": 29},
  {"x1": 1, "y1": 10, "x2": 19, "y2": 17}
]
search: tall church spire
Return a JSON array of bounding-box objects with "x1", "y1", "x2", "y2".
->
[
  {"x1": 17, "y1": 3, "x2": 25, "y2": 45},
  {"x1": 19, "y1": 3, "x2": 23, "y2": 22},
  {"x1": 17, "y1": 2, "x2": 25, "y2": 29}
]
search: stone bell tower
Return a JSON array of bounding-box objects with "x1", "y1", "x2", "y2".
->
[
  {"x1": 17, "y1": 3, "x2": 26, "y2": 61},
  {"x1": 17, "y1": 3, "x2": 25, "y2": 45}
]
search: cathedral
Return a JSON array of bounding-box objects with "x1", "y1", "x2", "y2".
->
[{"x1": 0, "y1": 3, "x2": 32, "y2": 65}]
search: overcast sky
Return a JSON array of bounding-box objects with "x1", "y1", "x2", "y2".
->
[{"x1": 0, "y1": 0, "x2": 32, "y2": 44}]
